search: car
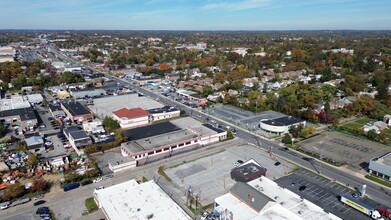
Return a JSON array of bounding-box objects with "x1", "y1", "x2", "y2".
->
[
  {"x1": 93, "y1": 178, "x2": 102, "y2": 183},
  {"x1": 34, "y1": 200, "x2": 46, "y2": 206},
  {"x1": 40, "y1": 124, "x2": 46, "y2": 128},
  {"x1": 40, "y1": 213, "x2": 51, "y2": 218},
  {"x1": 45, "y1": 142, "x2": 52, "y2": 146},
  {"x1": 36, "y1": 207, "x2": 49, "y2": 214},
  {"x1": 280, "y1": 147, "x2": 289, "y2": 151},
  {"x1": 81, "y1": 180, "x2": 93, "y2": 186},
  {"x1": 237, "y1": 160, "x2": 244, "y2": 164},
  {"x1": 299, "y1": 186, "x2": 307, "y2": 191},
  {"x1": 290, "y1": 181, "x2": 299, "y2": 187},
  {"x1": 105, "y1": 174, "x2": 113, "y2": 179},
  {"x1": 274, "y1": 162, "x2": 281, "y2": 166},
  {"x1": 303, "y1": 157, "x2": 315, "y2": 162},
  {"x1": 0, "y1": 204, "x2": 9, "y2": 210},
  {"x1": 95, "y1": 186, "x2": 104, "y2": 191},
  {"x1": 210, "y1": 120, "x2": 216, "y2": 124},
  {"x1": 34, "y1": 195, "x2": 44, "y2": 200}
]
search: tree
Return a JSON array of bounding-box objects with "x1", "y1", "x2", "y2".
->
[
  {"x1": 282, "y1": 133, "x2": 293, "y2": 144},
  {"x1": 86, "y1": 169, "x2": 100, "y2": 178},
  {"x1": 103, "y1": 116, "x2": 120, "y2": 131},
  {"x1": 145, "y1": 58, "x2": 154, "y2": 66},
  {"x1": 30, "y1": 179, "x2": 48, "y2": 192},
  {"x1": 202, "y1": 85, "x2": 214, "y2": 97},
  {"x1": 2, "y1": 183, "x2": 25, "y2": 201},
  {"x1": 27, "y1": 153, "x2": 39, "y2": 167},
  {"x1": 0, "y1": 123, "x2": 6, "y2": 138}
]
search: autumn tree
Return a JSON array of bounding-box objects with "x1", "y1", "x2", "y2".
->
[
  {"x1": 27, "y1": 153, "x2": 39, "y2": 167},
  {"x1": 2, "y1": 183, "x2": 25, "y2": 201},
  {"x1": 30, "y1": 179, "x2": 48, "y2": 192}
]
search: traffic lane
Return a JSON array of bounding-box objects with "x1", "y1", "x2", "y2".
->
[{"x1": 104, "y1": 71, "x2": 391, "y2": 206}]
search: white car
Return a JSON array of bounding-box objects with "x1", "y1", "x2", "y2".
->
[
  {"x1": 0, "y1": 204, "x2": 9, "y2": 210},
  {"x1": 45, "y1": 142, "x2": 52, "y2": 146},
  {"x1": 95, "y1": 186, "x2": 104, "y2": 191}
]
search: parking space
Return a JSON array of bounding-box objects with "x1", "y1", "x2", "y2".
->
[
  {"x1": 298, "y1": 131, "x2": 390, "y2": 169},
  {"x1": 205, "y1": 105, "x2": 286, "y2": 137},
  {"x1": 275, "y1": 169, "x2": 375, "y2": 220},
  {"x1": 89, "y1": 93, "x2": 163, "y2": 119},
  {"x1": 165, "y1": 144, "x2": 297, "y2": 205}
]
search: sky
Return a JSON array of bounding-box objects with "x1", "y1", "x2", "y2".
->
[{"x1": 0, "y1": 0, "x2": 390, "y2": 30}]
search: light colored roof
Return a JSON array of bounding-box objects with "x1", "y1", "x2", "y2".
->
[
  {"x1": 94, "y1": 179, "x2": 192, "y2": 220},
  {"x1": 25, "y1": 136, "x2": 43, "y2": 146},
  {"x1": 215, "y1": 176, "x2": 341, "y2": 220},
  {"x1": 113, "y1": 107, "x2": 151, "y2": 119}
]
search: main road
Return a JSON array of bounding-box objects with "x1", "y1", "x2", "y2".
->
[{"x1": 103, "y1": 73, "x2": 391, "y2": 207}]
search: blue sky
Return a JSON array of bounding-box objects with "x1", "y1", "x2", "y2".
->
[{"x1": 0, "y1": 0, "x2": 390, "y2": 30}]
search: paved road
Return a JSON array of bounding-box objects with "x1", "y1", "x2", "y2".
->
[
  {"x1": 102, "y1": 73, "x2": 391, "y2": 208},
  {"x1": 0, "y1": 138, "x2": 243, "y2": 220},
  {"x1": 36, "y1": 47, "x2": 391, "y2": 209}
]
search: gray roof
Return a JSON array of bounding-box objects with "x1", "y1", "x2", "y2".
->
[
  {"x1": 61, "y1": 101, "x2": 91, "y2": 116},
  {"x1": 230, "y1": 182, "x2": 273, "y2": 212},
  {"x1": 64, "y1": 126, "x2": 89, "y2": 140},
  {"x1": 0, "y1": 107, "x2": 37, "y2": 121}
]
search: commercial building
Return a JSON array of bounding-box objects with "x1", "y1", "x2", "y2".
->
[
  {"x1": 0, "y1": 46, "x2": 15, "y2": 63},
  {"x1": 0, "y1": 107, "x2": 37, "y2": 130},
  {"x1": 56, "y1": 90, "x2": 70, "y2": 99},
  {"x1": 214, "y1": 176, "x2": 341, "y2": 220},
  {"x1": 23, "y1": 94, "x2": 44, "y2": 104},
  {"x1": 231, "y1": 159, "x2": 267, "y2": 182},
  {"x1": 0, "y1": 95, "x2": 30, "y2": 111},
  {"x1": 63, "y1": 127, "x2": 92, "y2": 154},
  {"x1": 94, "y1": 179, "x2": 191, "y2": 220},
  {"x1": 25, "y1": 135, "x2": 44, "y2": 153},
  {"x1": 49, "y1": 105, "x2": 66, "y2": 118},
  {"x1": 260, "y1": 116, "x2": 306, "y2": 135},
  {"x1": 82, "y1": 121, "x2": 105, "y2": 134},
  {"x1": 70, "y1": 89, "x2": 107, "y2": 99},
  {"x1": 369, "y1": 152, "x2": 391, "y2": 181},
  {"x1": 121, "y1": 118, "x2": 227, "y2": 165},
  {"x1": 147, "y1": 106, "x2": 180, "y2": 121},
  {"x1": 108, "y1": 157, "x2": 137, "y2": 173},
  {"x1": 61, "y1": 101, "x2": 94, "y2": 122},
  {"x1": 112, "y1": 107, "x2": 152, "y2": 129}
]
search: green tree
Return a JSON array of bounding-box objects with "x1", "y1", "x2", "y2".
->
[
  {"x1": 2, "y1": 183, "x2": 25, "y2": 201},
  {"x1": 282, "y1": 133, "x2": 293, "y2": 144},
  {"x1": 103, "y1": 116, "x2": 120, "y2": 131},
  {"x1": 0, "y1": 123, "x2": 6, "y2": 138},
  {"x1": 27, "y1": 153, "x2": 39, "y2": 167}
]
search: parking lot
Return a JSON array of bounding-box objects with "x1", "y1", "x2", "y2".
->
[
  {"x1": 165, "y1": 144, "x2": 297, "y2": 205},
  {"x1": 88, "y1": 93, "x2": 164, "y2": 118},
  {"x1": 205, "y1": 105, "x2": 286, "y2": 137},
  {"x1": 275, "y1": 169, "x2": 383, "y2": 220},
  {"x1": 298, "y1": 131, "x2": 390, "y2": 169}
]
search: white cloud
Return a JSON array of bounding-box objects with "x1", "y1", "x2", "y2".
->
[{"x1": 204, "y1": 0, "x2": 271, "y2": 11}]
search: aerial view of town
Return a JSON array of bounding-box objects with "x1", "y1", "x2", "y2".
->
[{"x1": 0, "y1": 1, "x2": 390, "y2": 220}]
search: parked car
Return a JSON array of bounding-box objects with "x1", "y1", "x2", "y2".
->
[
  {"x1": 34, "y1": 200, "x2": 46, "y2": 206},
  {"x1": 36, "y1": 207, "x2": 49, "y2": 214},
  {"x1": 290, "y1": 181, "x2": 299, "y2": 187},
  {"x1": 299, "y1": 186, "x2": 307, "y2": 191},
  {"x1": 81, "y1": 180, "x2": 93, "y2": 186},
  {"x1": 34, "y1": 195, "x2": 44, "y2": 200},
  {"x1": 95, "y1": 186, "x2": 104, "y2": 191},
  {"x1": 352, "y1": 192, "x2": 361, "y2": 198},
  {"x1": 274, "y1": 162, "x2": 281, "y2": 166}
]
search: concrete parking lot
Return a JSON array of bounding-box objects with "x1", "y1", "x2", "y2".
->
[
  {"x1": 88, "y1": 93, "x2": 164, "y2": 119},
  {"x1": 276, "y1": 169, "x2": 383, "y2": 220},
  {"x1": 165, "y1": 144, "x2": 297, "y2": 205},
  {"x1": 94, "y1": 150, "x2": 123, "y2": 175},
  {"x1": 205, "y1": 105, "x2": 286, "y2": 137},
  {"x1": 298, "y1": 131, "x2": 390, "y2": 169}
]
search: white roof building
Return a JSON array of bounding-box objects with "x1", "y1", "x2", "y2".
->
[
  {"x1": 94, "y1": 179, "x2": 192, "y2": 220},
  {"x1": 214, "y1": 176, "x2": 341, "y2": 220}
]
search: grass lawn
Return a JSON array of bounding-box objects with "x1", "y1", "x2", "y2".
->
[
  {"x1": 342, "y1": 123, "x2": 363, "y2": 130},
  {"x1": 85, "y1": 197, "x2": 98, "y2": 212},
  {"x1": 354, "y1": 117, "x2": 373, "y2": 124}
]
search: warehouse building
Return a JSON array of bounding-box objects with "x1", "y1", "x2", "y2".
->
[
  {"x1": 61, "y1": 101, "x2": 94, "y2": 122},
  {"x1": 369, "y1": 152, "x2": 391, "y2": 181},
  {"x1": 63, "y1": 126, "x2": 92, "y2": 154},
  {"x1": 70, "y1": 89, "x2": 107, "y2": 99},
  {"x1": 214, "y1": 176, "x2": 341, "y2": 220},
  {"x1": 0, "y1": 95, "x2": 30, "y2": 111},
  {"x1": 147, "y1": 106, "x2": 180, "y2": 121},
  {"x1": 260, "y1": 116, "x2": 306, "y2": 135},
  {"x1": 94, "y1": 179, "x2": 192, "y2": 220},
  {"x1": 0, "y1": 107, "x2": 37, "y2": 130},
  {"x1": 120, "y1": 118, "x2": 226, "y2": 165}
]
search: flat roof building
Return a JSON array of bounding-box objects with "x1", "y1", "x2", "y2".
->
[
  {"x1": 94, "y1": 179, "x2": 192, "y2": 220},
  {"x1": 147, "y1": 106, "x2": 180, "y2": 122},
  {"x1": 231, "y1": 159, "x2": 267, "y2": 182},
  {"x1": 0, "y1": 95, "x2": 30, "y2": 111},
  {"x1": 70, "y1": 89, "x2": 107, "y2": 99},
  {"x1": 260, "y1": 116, "x2": 306, "y2": 135},
  {"x1": 369, "y1": 151, "x2": 391, "y2": 181},
  {"x1": 61, "y1": 101, "x2": 94, "y2": 122},
  {"x1": 112, "y1": 107, "x2": 152, "y2": 129},
  {"x1": 0, "y1": 107, "x2": 37, "y2": 130},
  {"x1": 214, "y1": 176, "x2": 341, "y2": 220}
]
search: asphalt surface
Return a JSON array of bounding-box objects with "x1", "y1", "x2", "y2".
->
[{"x1": 102, "y1": 72, "x2": 391, "y2": 208}]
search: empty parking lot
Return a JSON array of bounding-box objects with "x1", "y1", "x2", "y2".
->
[
  {"x1": 298, "y1": 131, "x2": 390, "y2": 169},
  {"x1": 165, "y1": 144, "x2": 297, "y2": 205}
]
